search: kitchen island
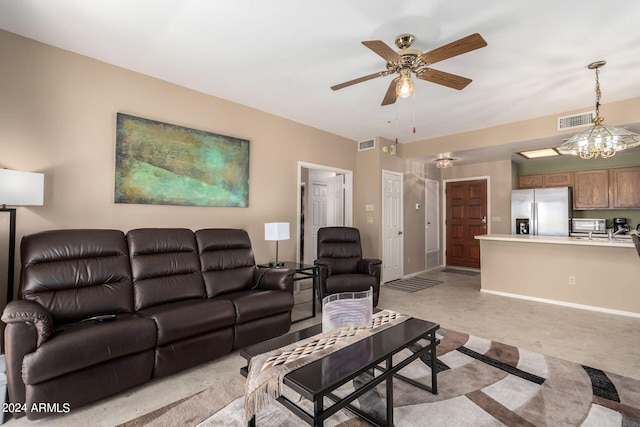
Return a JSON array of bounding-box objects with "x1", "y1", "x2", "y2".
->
[{"x1": 475, "y1": 234, "x2": 640, "y2": 317}]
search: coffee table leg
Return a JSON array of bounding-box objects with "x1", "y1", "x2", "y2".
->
[
  {"x1": 430, "y1": 332, "x2": 438, "y2": 394},
  {"x1": 386, "y1": 357, "x2": 394, "y2": 425},
  {"x1": 314, "y1": 398, "x2": 323, "y2": 427}
]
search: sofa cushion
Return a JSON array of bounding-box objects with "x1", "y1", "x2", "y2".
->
[
  {"x1": 20, "y1": 229, "x2": 134, "y2": 324},
  {"x1": 137, "y1": 299, "x2": 235, "y2": 345},
  {"x1": 127, "y1": 228, "x2": 206, "y2": 310},
  {"x1": 22, "y1": 314, "x2": 156, "y2": 385},
  {"x1": 325, "y1": 274, "x2": 377, "y2": 294},
  {"x1": 215, "y1": 289, "x2": 294, "y2": 324},
  {"x1": 196, "y1": 229, "x2": 256, "y2": 298}
]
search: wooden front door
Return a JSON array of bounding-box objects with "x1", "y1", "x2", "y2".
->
[{"x1": 446, "y1": 179, "x2": 487, "y2": 269}]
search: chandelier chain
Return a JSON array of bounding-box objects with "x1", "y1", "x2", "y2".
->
[{"x1": 594, "y1": 67, "x2": 601, "y2": 117}]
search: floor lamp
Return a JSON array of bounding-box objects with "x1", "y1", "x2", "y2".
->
[{"x1": 0, "y1": 169, "x2": 44, "y2": 304}]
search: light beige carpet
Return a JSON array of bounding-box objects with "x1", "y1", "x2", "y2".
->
[{"x1": 119, "y1": 328, "x2": 640, "y2": 426}]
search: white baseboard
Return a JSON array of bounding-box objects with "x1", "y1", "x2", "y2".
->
[
  {"x1": 481, "y1": 289, "x2": 640, "y2": 319},
  {"x1": 401, "y1": 270, "x2": 428, "y2": 280}
]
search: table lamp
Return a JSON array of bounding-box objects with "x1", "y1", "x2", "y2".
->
[
  {"x1": 264, "y1": 222, "x2": 289, "y2": 268},
  {"x1": 0, "y1": 169, "x2": 45, "y2": 303}
]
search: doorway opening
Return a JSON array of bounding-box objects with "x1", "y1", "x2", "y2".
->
[{"x1": 297, "y1": 162, "x2": 353, "y2": 266}]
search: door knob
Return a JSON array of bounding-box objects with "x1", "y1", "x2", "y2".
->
[{"x1": 398, "y1": 231, "x2": 403, "y2": 235}]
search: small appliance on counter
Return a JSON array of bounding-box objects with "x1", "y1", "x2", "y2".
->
[
  {"x1": 613, "y1": 217, "x2": 630, "y2": 234},
  {"x1": 571, "y1": 218, "x2": 607, "y2": 234}
]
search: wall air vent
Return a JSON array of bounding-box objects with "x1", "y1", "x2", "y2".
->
[
  {"x1": 557, "y1": 111, "x2": 595, "y2": 131},
  {"x1": 358, "y1": 138, "x2": 376, "y2": 151}
]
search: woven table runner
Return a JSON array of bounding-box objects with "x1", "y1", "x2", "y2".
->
[{"x1": 244, "y1": 309, "x2": 408, "y2": 421}]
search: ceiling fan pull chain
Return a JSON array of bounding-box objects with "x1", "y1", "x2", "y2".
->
[
  {"x1": 413, "y1": 94, "x2": 417, "y2": 134},
  {"x1": 395, "y1": 102, "x2": 399, "y2": 144}
]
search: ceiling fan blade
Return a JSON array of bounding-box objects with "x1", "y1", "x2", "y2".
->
[
  {"x1": 331, "y1": 71, "x2": 389, "y2": 91},
  {"x1": 420, "y1": 33, "x2": 487, "y2": 66},
  {"x1": 381, "y1": 78, "x2": 399, "y2": 106},
  {"x1": 362, "y1": 40, "x2": 402, "y2": 63},
  {"x1": 416, "y1": 69, "x2": 472, "y2": 90}
]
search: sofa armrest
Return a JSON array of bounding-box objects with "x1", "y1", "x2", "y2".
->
[
  {"x1": 253, "y1": 268, "x2": 294, "y2": 293},
  {"x1": 2, "y1": 300, "x2": 54, "y2": 348},
  {"x1": 357, "y1": 258, "x2": 382, "y2": 276}
]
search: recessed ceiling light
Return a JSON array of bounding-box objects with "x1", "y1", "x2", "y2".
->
[{"x1": 518, "y1": 147, "x2": 560, "y2": 159}]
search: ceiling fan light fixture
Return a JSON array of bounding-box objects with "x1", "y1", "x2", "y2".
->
[
  {"x1": 557, "y1": 61, "x2": 640, "y2": 159},
  {"x1": 396, "y1": 69, "x2": 414, "y2": 99}
]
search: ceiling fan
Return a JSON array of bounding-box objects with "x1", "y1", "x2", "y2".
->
[{"x1": 331, "y1": 33, "x2": 487, "y2": 106}]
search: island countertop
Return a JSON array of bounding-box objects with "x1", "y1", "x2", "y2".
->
[
  {"x1": 475, "y1": 233, "x2": 635, "y2": 248},
  {"x1": 475, "y1": 233, "x2": 640, "y2": 316}
]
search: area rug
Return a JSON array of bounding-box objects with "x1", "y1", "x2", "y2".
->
[
  {"x1": 118, "y1": 328, "x2": 640, "y2": 426},
  {"x1": 441, "y1": 268, "x2": 481, "y2": 276},
  {"x1": 383, "y1": 277, "x2": 444, "y2": 293}
]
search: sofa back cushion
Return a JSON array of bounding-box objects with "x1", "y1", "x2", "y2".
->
[
  {"x1": 20, "y1": 229, "x2": 134, "y2": 324},
  {"x1": 127, "y1": 228, "x2": 206, "y2": 311},
  {"x1": 195, "y1": 229, "x2": 255, "y2": 298},
  {"x1": 317, "y1": 227, "x2": 363, "y2": 274}
]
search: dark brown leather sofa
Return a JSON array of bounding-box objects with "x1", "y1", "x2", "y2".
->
[{"x1": 1, "y1": 228, "x2": 294, "y2": 420}]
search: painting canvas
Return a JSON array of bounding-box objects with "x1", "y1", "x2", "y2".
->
[{"x1": 115, "y1": 113, "x2": 249, "y2": 207}]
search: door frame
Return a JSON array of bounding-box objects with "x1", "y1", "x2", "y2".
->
[
  {"x1": 381, "y1": 169, "x2": 404, "y2": 283},
  {"x1": 297, "y1": 161, "x2": 353, "y2": 265},
  {"x1": 441, "y1": 175, "x2": 491, "y2": 267}
]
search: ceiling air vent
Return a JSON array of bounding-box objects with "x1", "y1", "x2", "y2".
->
[
  {"x1": 358, "y1": 138, "x2": 376, "y2": 151},
  {"x1": 557, "y1": 111, "x2": 595, "y2": 131}
]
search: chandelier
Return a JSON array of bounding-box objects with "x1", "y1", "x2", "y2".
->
[
  {"x1": 558, "y1": 61, "x2": 640, "y2": 159},
  {"x1": 435, "y1": 158, "x2": 454, "y2": 169}
]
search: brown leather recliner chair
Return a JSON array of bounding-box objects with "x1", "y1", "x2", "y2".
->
[{"x1": 314, "y1": 227, "x2": 382, "y2": 307}]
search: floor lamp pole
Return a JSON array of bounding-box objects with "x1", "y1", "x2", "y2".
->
[{"x1": 1, "y1": 207, "x2": 16, "y2": 304}]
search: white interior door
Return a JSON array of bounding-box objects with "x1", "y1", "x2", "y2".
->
[
  {"x1": 304, "y1": 179, "x2": 327, "y2": 265},
  {"x1": 382, "y1": 170, "x2": 403, "y2": 283},
  {"x1": 326, "y1": 174, "x2": 344, "y2": 226},
  {"x1": 425, "y1": 179, "x2": 440, "y2": 270}
]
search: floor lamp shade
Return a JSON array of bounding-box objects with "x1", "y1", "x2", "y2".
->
[
  {"x1": 0, "y1": 169, "x2": 45, "y2": 206},
  {"x1": 264, "y1": 222, "x2": 290, "y2": 267}
]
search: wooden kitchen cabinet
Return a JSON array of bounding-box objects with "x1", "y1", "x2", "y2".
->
[
  {"x1": 518, "y1": 172, "x2": 571, "y2": 189},
  {"x1": 543, "y1": 171, "x2": 572, "y2": 187},
  {"x1": 517, "y1": 174, "x2": 543, "y2": 189},
  {"x1": 611, "y1": 166, "x2": 640, "y2": 208},
  {"x1": 573, "y1": 169, "x2": 609, "y2": 209}
]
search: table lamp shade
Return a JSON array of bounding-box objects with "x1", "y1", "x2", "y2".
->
[
  {"x1": 0, "y1": 169, "x2": 44, "y2": 206},
  {"x1": 264, "y1": 222, "x2": 290, "y2": 241}
]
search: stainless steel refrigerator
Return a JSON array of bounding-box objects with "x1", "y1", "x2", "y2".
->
[{"x1": 511, "y1": 187, "x2": 572, "y2": 236}]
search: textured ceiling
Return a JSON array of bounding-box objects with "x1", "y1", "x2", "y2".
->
[{"x1": 2, "y1": 0, "x2": 640, "y2": 164}]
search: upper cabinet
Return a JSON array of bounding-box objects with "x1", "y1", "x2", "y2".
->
[
  {"x1": 543, "y1": 171, "x2": 572, "y2": 188},
  {"x1": 518, "y1": 166, "x2": 640, "y2": 210},
  {"x1": 517, "y1": 174, "x2": 543, "y2": 189},
  {"x1": 517, "y1": 171, "x2": 571, "y2": 189},
  {"x1": 611, "y1": 166, "x2": 640, "y2": 209},
  {"x1": 573, "y1": 169, "x2": 609, "y2": 209}
]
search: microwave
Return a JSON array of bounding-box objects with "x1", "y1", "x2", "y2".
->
[{"x1": 571, "y1": 218, "x2": 606, "y2": 234}]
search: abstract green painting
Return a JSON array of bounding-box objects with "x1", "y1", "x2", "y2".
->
[{"x1": 115, "y1": 113, "x2": 249, "y2": 207}]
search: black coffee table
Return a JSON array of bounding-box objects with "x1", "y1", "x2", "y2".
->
[{"x1": 240, "y1": 316, "x2": 440, "y2": 426}]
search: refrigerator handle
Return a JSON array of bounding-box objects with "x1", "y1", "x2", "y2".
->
[
  {"x1": 533, "y1": 202, "x2": 539, "y2": 235},
  {"x1": 530, "y1": 202, "x2": 536, "y2": 235}
]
